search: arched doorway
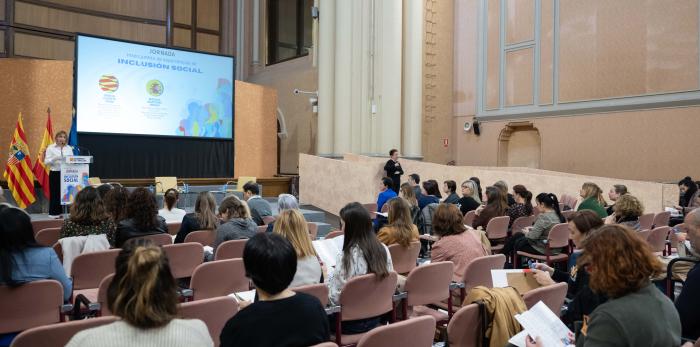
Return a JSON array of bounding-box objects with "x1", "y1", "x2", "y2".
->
[{"x1": 497, "y1": 122, "x2": 541, "y2": 169}]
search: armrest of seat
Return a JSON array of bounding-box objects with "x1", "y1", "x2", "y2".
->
[
  {"x1": 179, "y1": 288, "x2": 194, "y2": 300},
  {"x1": 449, "y1": 281, "x2": 465, "y2": 290},
  {"x1": 325, "y1": 305, "x2": 341, "y2": 315},
  {"x1": 393, "y1": 292, "x2": 408, "y2": 301}
]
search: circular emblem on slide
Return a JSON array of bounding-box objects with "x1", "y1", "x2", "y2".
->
[
  {"x1": 146, "y1": 79, "x2": 164, "y2": 97},
  {"x1": 98, "y1": 75, "x2": 119, "y2": 93}
]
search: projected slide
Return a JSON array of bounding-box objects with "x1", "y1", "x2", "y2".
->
[{"x1": 75, "y1": 35, "x2": 234, "y2": 139}]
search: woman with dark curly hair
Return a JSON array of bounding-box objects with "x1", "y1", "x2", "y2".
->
[
  {"x1": 60, "y1": 186, "x2": 117, "y2": 245},
  {"x1": 431, "y1": 203, "x2": 488, "y2": 282},
  {"x1": 103, "y1": 186, "x2": 129, "y2": 225},
  {"x1": 114, "y1": 188, "x2": 167, "y2": 248},
  {"x1": 527, "y1": 224, "x2": 681, "y2": 347}
]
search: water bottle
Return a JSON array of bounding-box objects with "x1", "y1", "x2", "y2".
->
[
  {"x1": 184, "y1": 183, "x2": 190, "y2": 194},
  {"x1": 148, "y1": 184, "x2": 154, "y2": 193},
  {"x1": 222, "y1": 183, "x2": 228, "y2": 192}
]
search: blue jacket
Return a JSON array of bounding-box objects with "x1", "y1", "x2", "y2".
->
[
  {"x1": 377, "y1": 189, "x2": 398, "y2": 213},
  {"x1": 2, "y1": 247, "x2": 73, "y2": 301}
]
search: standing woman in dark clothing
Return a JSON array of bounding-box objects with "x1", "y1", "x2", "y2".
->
[
  {"x1": 532, "y1": 210, "x2": 606, "y2": 327},
  {"x1": 43, "y1": 131, "x2": 74, "y2": 217},
  {"x1": 383, "y1": 149, "x2": 403, "y2": 194}
]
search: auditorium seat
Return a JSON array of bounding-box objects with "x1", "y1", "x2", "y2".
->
[
  {"x1": 485, "y1": 216, "x2": 509, "y2": 253},
  {"x1": 522, "y1": 282, "x2": 568, "y2": 317},
  {"x1": 639, "y1": 213, "x2": 655, "y2": 231},
  {"x1": 652, "y1": 211, "x2": 671, "y2": 229},
  {"x1": 332, "y1": 272, "x2": 398, "y2": 346},
  {"x1": 647, "y1": 226, "x2": 671, "y2": 255},
  {"x1": 186, "y1": 259, "x2": 249, "y2": 301},
  {"x1": 162, "y1": 243, "x2": 204, "y2": 279},
  {"x1": 462, "y1": 254, "x2": 506, "y2": 295},
  {"x1": 214, "y1": 239, "x2": 247, "y2": 260},
  {"x1": 179, "y1": 296, "x2": 238, "y2": 346},
  {"x1": 462, "y1": 210, "x2": 476, "y2": 227},
  {"x1": 256, "y1": 225, "x2": 268, "y2": 233},
  {"x1": 510, "y1": 215, "x2": 534, "y2": 234},
  {"x1": 262, "y1": 215, "x2": 276, "y2": 225},
  {"x1": 356, "y1": 316, "x2": 435, "y2": 347},
  {"x1": 10, "y1": 316, "x2": 118, "y2": 347},
  {"x1": 183, "y1": 230, "x2": 215, "y2": 246},
  {"x1": 446, "y1": 304, "x2": 480, "y2": 347},
  {"x1": 0, "y1": 280, "x2": 67, "y2": 334},
  {"x1": 387, "y1": 241, "x2": 420, "y2": 274},
  {"x1": 515, "y1": 223, "x2": 569, "y2": 267},
  {"x1": 362, "y1": 203, "x2": 378, "y2": 220},
  {"x1": 325, "y1": 230, "x2": 343, "y2": 239},
  {"x1": 307, "y1": 222, "x2": 319, "y2": 240},
  {"x1": 136, "y1": 233, "x2": 173, "y2": 247},
  {"x1": 292, "y1": 283, "x2": 329, "y2": 307},
  {"x1": 31, "y1": 219, "x2": 63, "y2": 235},
  {"x1": 71, "y1": 249, "x2": 119, "y2": 292},
  {"x1": 35, "y1": 227, "x2": 61, "y2": 247},
  {"x1": 167, "y1": 222, "x2": 181, "y2": 235},
  {"x1": 402, "y1": 261, "x2": 454, "y2": 324}
]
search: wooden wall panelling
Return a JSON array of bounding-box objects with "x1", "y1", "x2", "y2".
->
[
  {"x1": 0, "y1": 29, "x2": 5, "y2": 53},
  {"x1": 196, "y1": 0, "x2": 218, "y2": 30},
  {"x1": 13, "y1": 32, "x2": 73, "y2": 59},
  {"x1": 174, "y1": 0, "x2": 192, "y2": 24},
  {"x1": 196, "y1": 32, "x2": 219, "y2": 53},
  {"x1": 174, "y1": 27, "x2": 191, "y2": 47},
  {"x1": 39, "y1": 0, "x2": 166, "y2": 20},
  {"x1": 0, "y1": 0, "x2": 5, "y2": 20}
]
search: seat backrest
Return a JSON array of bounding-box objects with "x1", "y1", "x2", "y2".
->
[
  {"x1": 162, "y1": 243, "x2": 204, "y2": 279},
  {"x1": 214, "y1": 239, "x2": 247, "y2": 261},
  {"x1": 357, "y1": 315, "x2": 436, "y2": 347},
  {"x1": 10, "y1": 316, "x2": 118, "y2": 347},
  {"x1": 421, "y1": 203, "x2": 439, "y2": 235},
  {"x1": 380, "y1": 203, "x2": 390, "y2": 213},
  {"x1": 652, "y1": 211, "x2": 671, "y2": 228},
  {"x1": 0, "y1": 280, "x2": 64, "y2": 334},
  {"x1": 405, "y1": 261, "x2": 454, "y2": 306},
  {"x1": 637, "y1": 229, "x2": 651, "y2": 241},
  {"x1": 309, "y1": 343, "x2": 338, "y2": 347},
  {"x1": 547, "y1": 223, "x2": 570, "y2": 249},
  {"x1": 262, "y1": 215, "x2": 276, "y2": 225},
  {"x1": 639, "y1": 213, "x2": 655, "y2": 231},
  {"x1": 522, "y1": 282, "x2": 568, "y2": 317},
  {"x1": 35, "y1": 227, "x2": 61, "y2": 247},
  {"x1": 292, "y1": 283, "x2": 330, "y2": 307},
  {"x1": 31, "y1": 219, "x2": 63, "y2": 235},
  {"x1": 510, "y1": 216, "x2": 533, "y2": 233},
  {"x1": 447, "y1": 304, "x2": 481, "y2": 347},
  {"x1": 561, "y1": 210, "x2": 575, "y2": 221},
  {"x1": 485, "y1": 216, "x2": 509, "y2": 239},
  {"x1": 647, "y1": 226, "x2": 671, "y2": 253},
  {"x1": 462, "y1": 210, "x2": 476, "y2": 226},
  {"x1": 307, "y1": 222, "x2": 319, "y2": 240},
  {"x1": 71, "y1": 249, "x2": 120, "y2": 290},
  {"x1": 183, "y1": 229, "x2": 215, "y2": 246},
  {"x1": 388, "y1": 241, "x2": 421, "y2": 274},
  {"x1": 462, "y1": 254, "x2": 506, "y2": 292},
  {"x1": 136, "y1": 233, "x2": 173, "y2": 247},
  {"x1": 256, "y1": 225, "x2": 268, "y2": 233},
  {"x1": 362, "y1": 203, "x2": 378, "y2": 214},
  {"x1": 52, "y1": 242, "x2": 63, "y2": 263},
  {"x1": 167, "y1": 222, "x2": 181, "y2": 235},
  {"x1": 339, "y1": 272, "x2": 398, "y2": 321},
  {"x1": 179, "y1": 296, "x2": 238, "y2": 346},
  {"x1": 325, "y1": 230, "x2": 344, "y2": 239},
  {"x1": 190, "y1": 259, "x2": 248, "y2": 300},
  {"x1": 97, "y1": 274, "x2": 114, "y2": 316}
]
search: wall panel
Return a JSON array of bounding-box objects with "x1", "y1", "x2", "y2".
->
[
  {"x1": 174, "y1": 0, "x2": 192, "y2": 24},
  {"x1": 15, "y1": 1, "x2": 166, "y2": 44},
  {"x1": 41, "y1": 0, "x2": 166, "y2": 20},
  {"x1": 505, "y1": 0, "x2": 533, "y2": 44},
  {"x1": 196, "y1": 32, "x2": 219, "y2": 53},
  {"x1": 505, "y1": 48, "x2": 533, "y2": 106},
  {"x1": 0, "y1": 0, "x2": 5, "y2": 20},
  {"x1": 174, "y1": 27, "x2": 191, "y2": 47},
  {"x1": 485, "y1": 0, "x2": 500, "y2": 109},
  {"x1": 0, "y1": 31, "x2": 5, "y2": 53},
  {"x1": 14, "y1": 33, "x2": 74, "y2": 59},
  {"x1": 197, "y1": 0, "x2": 219, "y2": 30},
  {"x1": 539, "y1": 0, "x2": 553, "y2": 105}
]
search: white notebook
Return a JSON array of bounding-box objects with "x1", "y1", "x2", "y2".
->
[{"x1": 312, "y1": 235, "x2": 344, "y2": 268}]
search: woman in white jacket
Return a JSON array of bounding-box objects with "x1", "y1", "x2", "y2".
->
[{"x1": 43, "y1": 131, "x2": 73, "y2": 217}]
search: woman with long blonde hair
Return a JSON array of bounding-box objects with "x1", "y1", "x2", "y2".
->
[
  {"x1": 577, "y1": 182, "x2": 608, "y2": 218},
  {"x1": 273, "y1": 209, "x2": 322, "y2": 287},
  {"x1": 377, "y1": 198, "x2": 419, "y2": 247},
  {"x1": 66, "y1": 239, "x2": 213, "y2": 346}
]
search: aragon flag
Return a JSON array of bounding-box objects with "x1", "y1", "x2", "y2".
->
[
  {"x1": 33, "y1": 108, "x2": 54, "y2": 199},
  {"x1": 4, "y1": 113, "x2": 37, "y2": 208}
]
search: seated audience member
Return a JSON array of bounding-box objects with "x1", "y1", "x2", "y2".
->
[
  {"x1": 220, "y1": 233, "x2": 330, "y2": 347},
  {"x1": 469, "y1": 176, "x2": 483, "y2": 202},
  {"x1": 431, "y1": 204, "x2": 489, "y2": 282},
  {"x1": 114, "y1": 188, "x2": 168, "y2": 248},
  {"x1": 610, "y1": 194, "x2": 643, "y2": 230},
  {"x1": 95, "y1": 183, "x2": 114, "y2": 199},
  {"x1": 606, "y1": 184, "x2": 628, "y2": 216},
  {"x1": 528, "y1": 225, "x2": 680, "y2": 347},
  {"x1": 273, "y1": 209, "x2": 323, "y2": 287},
  {"x1": 408, "y1": 173, "x2": 422, "y2": 198},
  {"x1": 457, "y1": 180, "x2": 481, "y2": 216},
  {"x1": 472, "y1": 186, "x2": 508, "y2": 230},
  {"x1": 400, "y1": 183, "x2": 421, "y2": 225},
  {"x1": 265, "y1": 193, "x2": 299, "y2": 232},
  {"x1": 60, "y1": 186, "x2": 116, "y2": 245},
  {"x1": 174, "y1": 192, "x2": 219, "y2": 243},
  {"x1": 376, "y1": 176, "x2": 398, "y2": 214},
  {"x1": 417, "y1": 180, "x2": 441, "y2": 210},
  {"x1": 503, "y1": 193, "x2": 566, "y2": 258},
  {"x1": 377, "y1": 197, "x2": 419, "y2": 247},
  {"x1": 532, "y1": 210, "x2": 606, "y2": 327},
  {"x1": 66, "y1": 239, "x2": 213, "y2": 347},
  {"x1": 494, "y1": 180, "x2": 516, "y2": 206},
  {"x1": 158, "y1": 188, "x2": 186, "y2": 223},
  {"x1": 675, "y1": 209, "x2": 700, "y2": 340},
  {"x1": 676, "y1": 177, "x2": 699, "y2": 215},
  {"x1": 103, "y1": 186, "x2": 129, "y2": 226},
  {"x1": 0, "y1": 205, "x2": 72, "y2": 302},
  {"x1": 242, "y1": 181, "x2": 272, "y2": 226},
  {"x1": 211, "y1": 196, "x2": 257, "y2": 256},
  {"x1": 577, "y1": 182, "x2": 608, "y2": 218},
  {"x1": 442, "y1": 180, "x2": 460, "y2": 204},
  {"x1": 327, "y1": 202, "x2": 394, "y2": 334},
  {"x1": 508, "y1": 185, "x2": 533, "y2": 229}
]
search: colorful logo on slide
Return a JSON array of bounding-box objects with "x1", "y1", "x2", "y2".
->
[
  {"x1": 99, "y1": 75, "x2": 119, "y2": 93},
  {"x1": 146, "y1": 79, "x2": 164, "y2": 97}
]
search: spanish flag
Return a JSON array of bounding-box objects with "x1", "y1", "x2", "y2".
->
[
  {"x1": 4, "y1": 113, "x2": 37, "y2": 208},
  {"x1": 33, "y1": 109, "x2": 54, "y2": 199}
]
